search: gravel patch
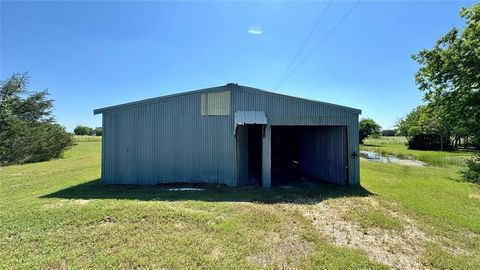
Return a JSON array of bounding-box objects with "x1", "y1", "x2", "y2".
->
[{"x1": 301, "y1": 201, "x2": 426, "y2": 270}]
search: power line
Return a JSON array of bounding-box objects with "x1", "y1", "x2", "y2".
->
[
  {"x1": 275, "y1": 0, "x2": 361, "y2": 91},
  {"x1": 274, "y1": 1, "x2": 333, "y2": 90}
]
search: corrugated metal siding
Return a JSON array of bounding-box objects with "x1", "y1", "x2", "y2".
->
[
  {"x1": 102, "y1": 113, "x2": 116, "y2": 184},
  {"x1": 236, "y1": 125, "x2": 249, "y2": 186},
  {"x1": 99, "y1": 84, "x2": 360, "y2": 186},
  {"x1": 102, "y1": 91, "x2": 237, "y2": 186},
  {"x1": 350, "y1": 119, "x2": 360, "y2": 185},
  {"x1": 117, "y1": 109, "x2": 136, "y2": 184},
  {"x1": 231, "y1": 85, "x2": 360, "y2": 185},
  {"x1": 299, "y1": 126, "x2": 345, "y2": 185}
]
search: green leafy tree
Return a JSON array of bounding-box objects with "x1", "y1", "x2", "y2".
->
[
  {"x1": 74, "y1": 125, "x2": 93, "y2": 135},
  {"x1": 93, "y1": 127, "x2": 102, "y2": 136},
  {"x1": 359, "y1": 118, "x2": 381, "y2": 144},
  {"x1": 396, "y1": 105, "x2": 453, "y2": 150},
  {"x1": 412, "y1": 3, "x2": 480, "y2": 148},
  {"x1": 410, "y1": 3, "x2": 480, "y2": 181},
  {"x1": 0, "y1": 73, "x2": 73, "y2": 165}
]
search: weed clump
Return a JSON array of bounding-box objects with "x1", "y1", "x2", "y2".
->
[{"x1": 463, "y1": 152, "x2": 480, "y2": 184}]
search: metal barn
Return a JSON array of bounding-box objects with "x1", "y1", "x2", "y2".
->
[{"x1": 94, "y1": 84, "x2": 361, "y2": 188}]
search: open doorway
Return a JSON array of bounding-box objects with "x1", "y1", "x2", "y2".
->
[
  {"x1": 271, "y1": 126, "x2": 301, "y2": 185},
  {"x1": 270, "y1": 126, "x2": 348, "y2": 187},
  {"x1": 236, "y1": 124, "x2": 263, "y2": 187},
  {"x1": 247, "y1": 125, "x2": 262, "y2": 186}
]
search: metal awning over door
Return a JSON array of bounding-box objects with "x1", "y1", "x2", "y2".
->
[{"x1": 234, "y1": 111, "x2": 267, "y2": 134}]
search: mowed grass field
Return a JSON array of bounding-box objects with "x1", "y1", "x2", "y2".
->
[{"x1": 0, "y1": 138, "x2": 479, "y2": 269}]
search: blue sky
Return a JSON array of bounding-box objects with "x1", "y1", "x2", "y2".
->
[{"x1": 0, "y1": 0, "x2": 474, "y2": 131}]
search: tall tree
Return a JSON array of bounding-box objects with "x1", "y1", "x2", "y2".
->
[
  {"x1": 412, "y1": 3, "x2": 480, "y2": 147},
  {"x1": 359, "y1": 118, "x2": 381, "y2": 144},
  {"x1": 0, "y1": 73, "x2": 73, "y2": 165}
]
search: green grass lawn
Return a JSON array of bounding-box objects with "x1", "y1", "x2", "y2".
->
[{"x1": 1, "y1": 141, "x2": 479, "y2": 269}]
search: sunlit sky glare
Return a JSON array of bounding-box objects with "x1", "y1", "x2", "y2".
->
[{"x1": 0, "y1": 0, "x2": 474, "y2": 131}]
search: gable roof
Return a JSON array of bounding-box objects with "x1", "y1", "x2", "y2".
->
[{"x1": 93, "y1": 84, "x2": 361, "y2": 115}]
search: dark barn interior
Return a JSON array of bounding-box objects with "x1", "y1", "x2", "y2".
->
[
  {"x1": 237, "y1": 125, "x2": 348, "y2": 187},
  {"x1": 270, "y1": 126, "x2": 348, "y2": 186},
  {"x1": 247, "y1": 125, "x2": 263, "y2": 186},
  {"x1": 271, "y1": 126, "x2": 302, "y2": 185},
  {"x1": 236, "y1": 124, "x2": 263, "y2": 187}
]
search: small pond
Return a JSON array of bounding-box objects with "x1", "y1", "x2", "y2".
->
[{"x1": 360, "y1": 151, "x2": 426, "y2": 167}]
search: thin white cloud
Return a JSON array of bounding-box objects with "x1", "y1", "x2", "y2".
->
[{"x1": 248, "y1": 25, "x2": 262, "y2": 35}]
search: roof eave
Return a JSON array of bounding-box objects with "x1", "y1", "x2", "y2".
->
[
  {"x1": 235, "y1": 85, "x2": 362, "y2": 115},
  {"x1": 93, "y1": 84, "x2": 362, "y2": 115},
  {"x1": 93, "y1": 85, "x2": 227, "y2": 115}
]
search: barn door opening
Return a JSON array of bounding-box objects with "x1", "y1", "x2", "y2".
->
[
  {"x1": 271, "y1": 126, "x2": 348, "y2": 186},
  {"x1": 271, "y1": 126, "x2": 301, "y2": 185},
  {"x1": 247, "y1": 125, "x2": 263, "y2": 186},
  {"x1": 236, "y1": 124, "x2": 263, "y2": 187}
]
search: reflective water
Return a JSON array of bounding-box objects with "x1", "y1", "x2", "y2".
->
[
  {"x1": 168, "y1": 188, "x2": 204, "y2": 191},
  {"x1": 360, "y1": 151, "x2": 426, "y2": 166}
]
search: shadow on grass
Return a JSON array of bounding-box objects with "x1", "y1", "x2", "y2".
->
[{"x1": 41, "y1": 179, "x2": 374, "y2": 204}]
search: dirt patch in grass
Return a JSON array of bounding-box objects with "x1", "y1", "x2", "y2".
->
[
  {"x1": 47, "y1": 261, "x2": 67, "y2": 270},
  {"x1": 43, "y1": 199, "x2": 90, "y2": 208},
  {"x1": 7, "y1": 172, "x2": 25, "y2": 177},
  {"x1": 100, "y1": 216, "x2": 116, "y2": 224},
  {"x1": 72, "y1": 199, "x2": 90, "y2": 205},
  {"x1": 298, "y1": 196, "x2": 475, "y2": 268},
  {"x1": 469, "y1": 193, "x2": 480, "y2": 200},
  {"x1": 292, "y1": 197, "x2": 449, "y2": 270}
]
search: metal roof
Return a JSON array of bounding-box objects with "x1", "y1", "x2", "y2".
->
[
  {"x1": 94, "y1": 84, "x2": 361, "y2": 115},
  {"x1": 234, "y1": 111, "x2": 268, "y2": 125}
]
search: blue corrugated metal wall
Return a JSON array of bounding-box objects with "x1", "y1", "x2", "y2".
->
[
  {"x1": 299, "y1": 126, "x2": 346, "y2": 185},
  {"x1": 99, "y1": 84, "x2": 360, "y2": 186},
  {"x1": 102, "y1": 91, "x2": 237, "y2": 186}
]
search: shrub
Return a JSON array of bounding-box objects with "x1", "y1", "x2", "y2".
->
[
  {"x1": 463, "y1": 152, "x2": 480, "y2": 184},
  {"x1": 0, "y1": 119, "x2": 74, "y2": 165}
]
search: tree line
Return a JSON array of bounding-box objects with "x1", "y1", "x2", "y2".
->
[{"x1": 74, "y1": 125, "x2": 102, "y2": 136}]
